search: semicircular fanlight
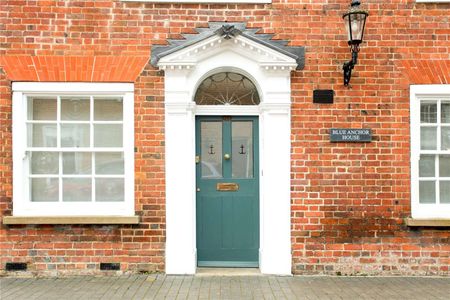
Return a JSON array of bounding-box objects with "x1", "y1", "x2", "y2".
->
[{"x1": 194, "y1": 72, "x2": 260, "y2": 105}]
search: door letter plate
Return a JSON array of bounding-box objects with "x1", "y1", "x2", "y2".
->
[{"x1": 217, "y1": 183, "x2": 239, "y2": 191}]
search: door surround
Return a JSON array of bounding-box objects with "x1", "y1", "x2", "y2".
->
[{"x1": 157, "y1": 25, "x2": 298, "y2": 275}]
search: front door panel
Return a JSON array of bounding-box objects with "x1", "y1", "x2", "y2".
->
[{"x1": 196, "y1": 116, "x2": 259, "y2": 267}]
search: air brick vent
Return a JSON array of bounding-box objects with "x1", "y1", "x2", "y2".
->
[
  {"x1": 100, "y1": 263, "x2": 120, "y2": 271},
  {"x1": 5, "y1": 262, "x2": 27, "y2": 271}
]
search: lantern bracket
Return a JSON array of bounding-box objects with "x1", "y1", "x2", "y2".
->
[
  {"x1": 342, "y1": 0, "x2": 368, "y2": 86},
  {"x1": 343, "y1": 48, "x2": 359, "y2": 86}
]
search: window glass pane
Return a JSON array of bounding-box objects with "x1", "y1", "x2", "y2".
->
[
  {"x1": 63, "y1": 178, "x2": 91, "y2": 202},
  {"x1": 232, "y1": 121, "x2": 253, "y2": 178},
  {"x1": 95, "y1": 153, "x2": 124, "y2": 175},
  {"x1": 439, "y1": 155, "x2": 450, "y2": 177},
  {"x1": 420, "y1": 127, "x2": 437, "y2": 150},
  {"x1": 31, "y1": 152, "x2": 58, "y2": 174},
  {"x1": 94, "y1": 124, "x2": 123, "y2": 147},
  {"x1": 440, "y1": 181, "x2": 450, "y2": 204},
  {"x1": 419, "y1": 181, "x2": 436, "y2": 204},
  {"x1": 31, "y1": 178, "x2": 58, "y2": 202},
  {"x1": 441, "y1": 127, "x2": 450, "y2": 151},
  {"x1": 201, "y1": 121, "x2": 222, "y2": 179},
  {"x1": 420, "y1": 102, "x2": 437, "y2": 123},
  {"x1": 28, "y1": 97, "x2": 57, "y2": 120},
  {"x1": 28, "y1": 124, "x2": 57, "y2": 147},
  {"x1": 63, "y1": 152, "x2": 91, "y2": 174},
  {"x1": 61, "y1": 124, "x2": 90, "y2": 147},
  {"x1": 419, "y1": 155, "x2": 435, "y2": 177},
  {"x1": 94, "y1": 98, "x2": 123, "y2": 121},
  {"x1": 442, "y1": 102, "x2": 450, "y2": 123},
  {"x1": 95, "y1": 178, "x2": 124, "y2": 202},
  {"x1": 61, "y1": 97, "x2": 90, "y2": 121}
]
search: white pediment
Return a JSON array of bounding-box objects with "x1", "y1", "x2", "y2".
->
[
  {"x1": 152, "y1": 23, "x2": 304, "y2": 72},
  {"x1": 157, "y1": 34, "x2": 298, "y2": 71}
]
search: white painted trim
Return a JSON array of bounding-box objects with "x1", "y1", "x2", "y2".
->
[
  {"x1": 410, "y1": 84, "x2": 450, "y2": 219},
  {"x1": 195, "y1": 105, "x2": 260, "y2": 116},
  {"x1": 12, "y1": 82, "x2": 135, "y2": 217},
  {"x1": 165, "y1": 101, "x2": 197, "y2": 274},
  {"x1": 121, "y1": 0, "x2": 271, "y2": 3},
  {"x1": 162, "y1": 36, "x2": 292, "y2": 275}
]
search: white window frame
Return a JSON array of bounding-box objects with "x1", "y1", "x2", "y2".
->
[
  {"x1": 12, "y1": 82, "x2": 135, "y2": 217},
  {"x1": 410, "y1": 84, "x2": 450, "y2": 219}
]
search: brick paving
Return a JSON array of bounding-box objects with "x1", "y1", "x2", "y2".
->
[{"x1": 1, "y1": 274, "x2": 449, "y2": 300}]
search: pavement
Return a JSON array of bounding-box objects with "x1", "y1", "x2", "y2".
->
[{"x1": 1, "y1": 273, "x2": 449, "y2": 299}]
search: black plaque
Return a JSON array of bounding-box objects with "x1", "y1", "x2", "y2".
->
[
  {"x1": 313, "y1": 89, "x2": 334, "y2": 104},
  {"x1": 330, "y1": 128, "x2": 372, "y2": 142}
]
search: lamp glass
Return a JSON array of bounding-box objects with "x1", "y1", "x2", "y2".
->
[{"x1": 344, "y1": 12, "x2": 367, "y2": 44}]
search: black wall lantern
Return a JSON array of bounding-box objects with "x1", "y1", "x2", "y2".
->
[{"x1": 342, "y1": 0, "x2": 368, "y2": 86}]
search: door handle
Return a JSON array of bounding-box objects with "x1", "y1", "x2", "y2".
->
[
  {"x1": 196, "y1": 188, "x2": 201, "y2": 192},
  {"x1": 224, "y1": 153, "x2": 231, "y2": 160}
]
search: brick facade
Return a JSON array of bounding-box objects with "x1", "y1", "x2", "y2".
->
[{"x1": 1, "y1": 0, "x2": 449, "y2": 276}]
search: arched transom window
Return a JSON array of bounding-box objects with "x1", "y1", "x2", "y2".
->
[{"x1": 194, "y1": 72, "x2": 260, "y2": 105}]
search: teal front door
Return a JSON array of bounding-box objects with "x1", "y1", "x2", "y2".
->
[{"x1": 196, "y1": 116, "x2": 259, "y2": 267}]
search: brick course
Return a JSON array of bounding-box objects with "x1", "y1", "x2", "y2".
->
[{"x1": 1, "y1": 0, "x2": 449, "y2": 275}]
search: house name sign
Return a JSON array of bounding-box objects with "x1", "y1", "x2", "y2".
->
[{"x1": 330, "y1": 128, "x2": 372, "y2": 142}]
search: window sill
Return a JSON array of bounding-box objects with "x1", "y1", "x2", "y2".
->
[
  {"x1": 405, "y1": 218, "x2": 450, "y2": 227},
  {"x1": 2, "y1": 216, "x2": 139, "y2": 225}
]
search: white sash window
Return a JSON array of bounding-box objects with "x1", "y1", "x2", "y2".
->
[
  {"x1": 12, "y1": 83, "x2": 134, "y2": 216},
  {"x1": 411, "y1": 85, "x2": 450, "y2": 219}
]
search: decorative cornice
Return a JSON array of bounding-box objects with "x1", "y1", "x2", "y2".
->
[{"x1": 151, "y1": 22, "x2": 305, "y2": 70}]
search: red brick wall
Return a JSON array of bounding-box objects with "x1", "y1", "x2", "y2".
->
[{"x1": 1, "y1": 0, "x2": 449, "y2": 275}]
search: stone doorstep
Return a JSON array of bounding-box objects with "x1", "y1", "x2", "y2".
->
[{"x1": 195, "y1": 268, "x2": 263, "y2": 276}]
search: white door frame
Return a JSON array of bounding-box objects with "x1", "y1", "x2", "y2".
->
[{"x1": 161, "y1": 36, "x2": 294, "y2": 275}]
